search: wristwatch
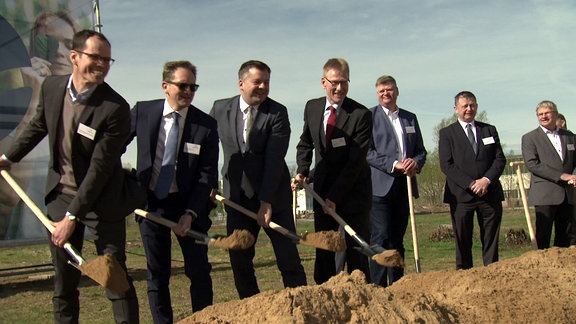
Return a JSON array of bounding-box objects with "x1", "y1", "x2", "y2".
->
[{"x1": 65, "y1": 211, "x2": 77, "y2": 222}]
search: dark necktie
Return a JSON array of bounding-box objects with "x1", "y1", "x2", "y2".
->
[
  {"x1": 467, "y1": 123, "x2": 477, "y2": 154},
  {"x1": 326, "y1": 105, "x2": 337, "y2": 145},
  {"x1": 155, "y1": 112, "x2": 179, "y2": 199},
  {"x1": 241, "y1": 106, "x2": 255, "y2": 198}
]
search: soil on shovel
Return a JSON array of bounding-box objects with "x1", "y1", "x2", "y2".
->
[
  {"x1": 372, "y1": 249, "x2": 405, "y2": 267},
  {"x1": 78, "y1": 254, "x2": 129, "y2": 292},
  {"x1": 181, "y1": 246, "x2": 576, "y2": 323},
  {"x1": 211, "y1": 229, "x2": 255, "y2": 250},
  {"x1": 300, "y1": 230, "x2": 346, "y2": 252}
]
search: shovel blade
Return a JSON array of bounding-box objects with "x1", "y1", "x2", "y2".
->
[{"x1": 77, "y1": 254, "x2": 130, "y2": 292}]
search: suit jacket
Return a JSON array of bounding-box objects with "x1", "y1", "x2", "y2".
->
[
  {"x1": 366, "y1": 106, "x2": 427, "y2": 197},
  {"x1": 6, "y1": 74, "x2": 133, "y2": 221},
  {"x1": 296, "y1": 96, "x2": 372, "y2": 214},
  {"x1": 439, "y1": 121, "x2": 506, "y2": 204},
  {"x1": 521, "y1": 127, "x2": 576, "y2": 206},
  {"x1": 210, "y1": 95, "x2": 292, "y2": 210},
  {"x1": 129, "y1": 99, "x2": 219, "y2": 222}
]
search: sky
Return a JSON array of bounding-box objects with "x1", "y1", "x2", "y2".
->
[{"x1": 96, "y1": 0, "x2": 576, "y2": 166}]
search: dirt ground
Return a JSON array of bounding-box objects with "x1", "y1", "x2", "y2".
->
[{"x1": 181, "y1": 246, "x2": 576, "y2": 323}]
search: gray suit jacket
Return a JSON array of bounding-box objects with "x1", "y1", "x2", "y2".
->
[
  {"x1": 521, "y1": 127, "x2": 576, "y2": 206},
  {"x1": 210, "y1": 95, "x2": 292, "y2": 210},
  {"x1": 6, "y1": 74, "x2": 135, "y2": 221},
  {"x1": 366, "y1": 106, "x2": 427, "y2": 197}
]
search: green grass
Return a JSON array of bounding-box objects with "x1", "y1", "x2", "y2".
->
[{"x1": 0, "y1": 208, "x2": 535, "y2": 323}]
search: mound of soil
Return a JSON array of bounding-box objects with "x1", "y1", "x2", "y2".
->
[{"x1": 181, "y1": 247, "x2": 576, "y2": 323}]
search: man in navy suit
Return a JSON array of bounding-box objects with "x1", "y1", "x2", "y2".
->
[
  {"x1": 128, "y1": 60, "x2": 219, "y2": 321},
  {"x1": 293, "y1": 58, "x2": 372, "y2": 284},
  {"x1": 210, "y1": 60, "x2": 306, "y2": 299},
  {"x1": 439, "y1": 91, "x2": 506, "y2": 270},
  {"x1": 367, "y1": 75, "x2": 426, "y2": 286}
]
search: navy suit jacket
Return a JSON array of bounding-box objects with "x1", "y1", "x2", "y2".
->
[
  {"x1": 128, "y1": 99, "x2": 219, "y2": 222},
  {"x1": 296, "y1": 96, "x2": 372, "y2": 215},
  {"x1": 439, "y1": 121, "x2": 506, "y2": 203},
  {"x1": 522, "y1": 127, "x2": 576, "y2": 206},
  {"x1": 6, "y1": 74, "x2": 133, "y2": 221},
  {"x1": 366, "y1": 106, "x2": 427, "y2": 197},
  {"x1": 210, "y1": 95, "x2": 292, "y2": 210}
]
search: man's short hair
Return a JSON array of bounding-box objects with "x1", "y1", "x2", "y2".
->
[
  {"x1": 454, "y1": 91, "x2": 476, "y2": 105},
  {"x1": 72, "y1": 29, "x2": 110, "y2": 51},
  {"x1": 238, "y1": 60, "x2": 271, "y2": 80},
  {"x1": 163, "y1": 61, "x2": 197, "y2": 81},
  {"x1": 323, "y1": 58, "x2": 349, "y2": 79}
]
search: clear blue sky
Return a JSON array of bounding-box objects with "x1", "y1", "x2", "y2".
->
[{"x1": 97, "y1": 0, "x2": 576, "y2": 166}]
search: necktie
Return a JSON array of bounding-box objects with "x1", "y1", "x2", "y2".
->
[
  {"x1": 241, "y1": 106, "x2": 255, "y2": 198},
  {"x1": 326, "y1": 105, "x2": 337, "y2": 146},
  {"x1": 467, "y1": 123, "x2": 477, "y2": 154},
  {"x1": 155, "y1": 112, "x2": 179, "y2": 199}
]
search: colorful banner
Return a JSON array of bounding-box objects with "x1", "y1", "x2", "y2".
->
[{"x1": 0, "y1": 0, "x2": 94, "y2": 242}]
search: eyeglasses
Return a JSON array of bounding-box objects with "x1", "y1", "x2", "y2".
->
[
  {"x1": 323, "y1": 77, "x2": 349, "y2": 87},
  {"x1": 75, "y1": 50, "x2": 115, "y2": 65},
  {"x1": 165, "y1": 81, "x2": 200, "y2": 92}
]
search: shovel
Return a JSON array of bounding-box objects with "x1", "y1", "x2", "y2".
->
[
  {"x1": 133, "y1": 208, "x2": 254, "y2": 249},
  {"x1": 407, "y1": 175, "x2": 421, "y2": 273},
  {"x1": 301, "y1": 182, "x2": 404, "y2": 267},
  {"x1": 509, "y1": 161, "x2": 537, "y2": 249},
  {"x1": 0, "y1": 170, "x2": 130, "y2": 292},
  {"x1": 214, "y1": 194, "x2": 346, "y2": 252}
]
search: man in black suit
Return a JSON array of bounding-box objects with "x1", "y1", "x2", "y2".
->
[
  {"x1": 293, "y1": 58, "x2": 372, "y2": 284},
  {"x1": 210, "y1": 60, "x2": 306, "y2": 299},
  {"x1": 0, "y1": 30, "x2": 139, "y2": 323},
  {"x1": 128, "y1": 61, "x2": 219, "y2": 320},
  {"x1": 439, "y1": 91, "x2": 506, "y2": 270}
]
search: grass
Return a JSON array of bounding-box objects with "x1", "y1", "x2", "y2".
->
[{"x1": 0, "y1": 208, "x2": 534, "y2": 323}]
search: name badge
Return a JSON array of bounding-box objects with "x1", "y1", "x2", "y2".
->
[
  {"x1": 184, "y1": 143, "x2": 201, "y2": 155},
  {"x1": 77, "y1": 123, "x2": 96, "y2": 140},
  {"x1": 331, "y1": 137, "x2": 346, "y2": 148},
  {"x1": 568, "y1": 144, "x2": 575, "y2": 151},
  {"x1": 405, "y1": 126, "x2": 416, "y2": 134},
  {"x1": 482, "y1": 136, "x2": 495, "y2": 145}
]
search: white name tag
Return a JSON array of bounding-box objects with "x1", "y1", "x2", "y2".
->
[
  {"x1": 331, "y1": 137, "x2": 346, "y2": 148},
  {"x1": 77, "y1": 123, "x2": 96, "y2": 140},
  {"x1": 184, "y1": 143, "x2": 201, "y2": 155},
  {"x1": 405, "y1": 126, "x2": 416, "y2": 134},
  {"x1": 568, "y1": 144, "x2": 575, "y2": 151},
  {"x1": 482, "y1": 136, "x2": 495, "y2": 145}
]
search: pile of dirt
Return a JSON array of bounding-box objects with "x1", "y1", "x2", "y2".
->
[{"x1": 181, "y1": 247, "x2": 576, "y2": 323}]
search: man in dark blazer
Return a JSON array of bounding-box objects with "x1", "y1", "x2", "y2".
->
[
  {"x1": 521, "y1": 100, "x2": 576, "y2": 249},
  {"x1": 293, "y1": 58, "x2": 372, "y2": 284},
  {"x1": 367, "y1": 75, "x2": 426, "y2": 286},
  {"x1": 439, "y1": 91, "x2": 506, "y2": 270},
  {"x1": 128, "y1": 61, "x2": 219, "y2": 320},
  {"x1": 210, "y1": 60, "x2": 306, "y2": 299},
  {"x1": 0, "y1": 30, "x2": 139, "y2": 323}
]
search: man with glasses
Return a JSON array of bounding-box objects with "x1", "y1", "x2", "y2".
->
[
  {"x1": 128, "y1": 60, "x2": 219, "y2": 320},
  {"x1": 0, "y1": 29, "x2": 139, "y2": 323},
  {"x1": 293, "y1": 58, "x2": 372, "y2": 284},
  {"x1": 522, "y1": 100, "x2": 576, "y2": 249},
  {"x1": 210, "y1": 60, "x2": 307, "y2": 299}
]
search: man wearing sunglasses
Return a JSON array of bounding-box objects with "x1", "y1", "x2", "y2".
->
[
  {"x1": 0, "y1": 29, "x2": 139, "y2": 323},
  {"x1": 128, "y1": 60, "x2": 219, "y2": 321}
]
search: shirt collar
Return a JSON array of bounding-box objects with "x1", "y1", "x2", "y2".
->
[
  {"x1": 540, "y1": 125, "x2": 558, "y2": 134},
  {"x1": 458, "y1": 119, "x2": 475, "y2": 129},
  {"x1": 382, "y1": 105, "x2": 399, "y2": 118},
  {"x1": 239, "y1": 96, "x2": 259, "y2": 113},
  {"x1": 163, "y1": 99, "x2": 188, "y2": 120},
  {"x1": 67, "y1": 75, "x2": 97, "y2": 103}
]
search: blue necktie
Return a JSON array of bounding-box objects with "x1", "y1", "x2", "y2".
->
[{"x1": 155, "y1": 112, "x2": 179, "y2": 199}]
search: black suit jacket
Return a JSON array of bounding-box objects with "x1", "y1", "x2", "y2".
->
[
  {"x1": 210, "y1": 95, "x2": 292, "y2": 210},
  {"x1": 128, "y1": 99, "x2": 219, "y2": 222},
  {"x1": 296, "y1": 96, "x2": 372, "y2": 214},
  {"x1": 6, "y1": 74, "x2": 133, "y2": 221},
  {"x1": 439, "y1": 121, "x2": 506, "y2": 203}
]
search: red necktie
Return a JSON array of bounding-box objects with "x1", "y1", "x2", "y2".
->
[{"x1": 326, "y1": 105, "x2": 336, "y2": 145}]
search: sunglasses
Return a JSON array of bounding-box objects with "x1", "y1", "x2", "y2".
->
[{"x1": 165, "y1": 81, "x2": 199, "y2": 92}]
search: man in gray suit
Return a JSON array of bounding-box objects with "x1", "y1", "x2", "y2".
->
[
  {"x1": 210, "y1": 60, "x2": 306, "y2": 299},
  {"x1": 0, "y1": 30, "x2": 139, "y2": 323},
  {"x1": 521, "y1": 100, "x2": 576, "y2": 249},
  {"x1": 367, "y1": 75, "x2": 426, "y2": 286}
]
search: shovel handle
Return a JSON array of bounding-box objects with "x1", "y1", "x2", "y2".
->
[
  {"x1": 0, "y1": 170, "x2": 85, "y2": 265},
  {"x1": 214, "y1": 194, "x2": 302, "y2": 241},
  {"x1": 301, "y1": 182, "x2": 370, "y2": 248},
  {"x1": 407, "y1": 175, "x2": 421, "y2": 273},
  {"x1": 509, "y1": 161, "x2": 537, "y2": 249},
  {"x1": 133, "y1": 209, "x2": 210, "y2": 244}
]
